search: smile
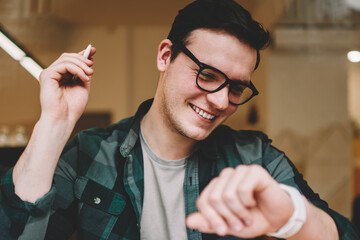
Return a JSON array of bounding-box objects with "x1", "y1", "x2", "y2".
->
[{"x1": 190, "y1": 104, "x2": 216, "y2": 120}]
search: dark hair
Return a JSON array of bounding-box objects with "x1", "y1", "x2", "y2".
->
[{"x1": 167, "y1": 0, "x2": 270, "y2": 70}]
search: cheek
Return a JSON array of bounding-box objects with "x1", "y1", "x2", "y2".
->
[
  {"x1": 185, "y1": 81, "x2": 201, "y2": 95},
  {"x1": 163, "y1": 61, "x2": 202, "y2": 99},
  {"x1": 175, "y1": 73, "x2": 202, "y2": 96},
  {"x1": 225, "y1": 105, "x2": 238, "y2": 116}
]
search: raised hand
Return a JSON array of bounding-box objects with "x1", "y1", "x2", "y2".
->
[
  {"x1": 39, "y1": 47, "x2": 96, "y2": 124},
  {"x1": 12, "y1": 47, "x2": 96, "y2": 203},
  {"x1": 186, "y1": 164, "x2": 295, "y2": 238}
]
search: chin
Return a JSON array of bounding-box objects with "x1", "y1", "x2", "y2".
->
[
  {"x1": 189, "y1": 134, "x2": 208, "y2": 141},
  {"x1": 182, "y1": 128, "x2": 213, "y2": 141}
]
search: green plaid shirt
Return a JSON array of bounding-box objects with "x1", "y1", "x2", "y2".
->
[{"x1": 1, "y1": 99, "x2": 358, "y2": 240}]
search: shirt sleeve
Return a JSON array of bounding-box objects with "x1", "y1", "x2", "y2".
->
[
  {"x1": 0, "y1": 168, "x2": 56, "y2": 240},
  {"x1": 0, "y1": 138, "x2": 80, "y2": 239},
  {"x1": 261, "y1": 138, "x2": 360, "y2": 240}
]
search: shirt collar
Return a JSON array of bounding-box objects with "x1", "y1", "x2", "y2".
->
[
  {"x1": 119, "y1": 98, "x2": 219, "y2": 161},
  {"x1": 119, "y1": 99, "x2": 153, "y2": 157}
]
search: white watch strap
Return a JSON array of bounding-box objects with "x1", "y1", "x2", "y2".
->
[{"x1": 267, "y1": 184, "x2": 307, "y2": 238}]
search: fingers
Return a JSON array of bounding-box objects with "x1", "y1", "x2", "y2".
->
[
  {"x1": 56, "y1": 55, "x2": 93, "y2": 77},
  {"x1": 223, "y1": 167, "x2": 253, "y2": 224},
  {"x1": 51, "y1": 52, "x2": 93, "y2": 68},
  {"x1": 58, "y1": 54, "x2": 93, "y2": 71},
  {"x1": 189, "y1": 165, "x2": 277, "y2": 237},
  {"x1": 233, "y1": 165, "x2": 272, "y2": 207},
  {"x1": 196, "y1": 176, "x2": 231, "y2": 235},
  {"x1": 54, "y1": 63, "x2": 91, "y2": 84},
  {"x1": 186, "y1": 212, "x2": 213, "y2": 233},
  {"x1": 41, "y1": 51, "x2": 95, "y2": 85},
  {"x1": 197, "y1": 168, "x2": 248, "y2": 235}
]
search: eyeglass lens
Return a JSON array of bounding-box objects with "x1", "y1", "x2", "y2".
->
[{"x1": 197, "y1": 68, "x2": 253, "y2": 105}]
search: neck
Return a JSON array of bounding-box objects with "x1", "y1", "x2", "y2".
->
[{"x1": 141, "y1": 101, "x2": 197, "y2": 160}]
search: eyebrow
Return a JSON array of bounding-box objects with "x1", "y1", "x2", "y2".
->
[
  {"x1": 196, "y1": 62, "x2": 251, "y2": 85},
  {"x1": 180, "y1": 43, "x2": 251, "y2": 85},
  {"x1": 197, "y1": 57, "x2": 252, "y2": 83},
  {"x1": 230, "y1": 78, "x2": 251, "y2": 85}
]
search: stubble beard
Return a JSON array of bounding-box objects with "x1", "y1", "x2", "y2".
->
[
  {"x1": 159, "y1": 74, "x2": 213, "y2": 142},
  {"x1": 161, "y1": 94, "x2": 194, "y2": 140}
]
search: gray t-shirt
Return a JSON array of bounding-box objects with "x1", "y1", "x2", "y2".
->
[{"x1": 140, "y1": 130, "x2": 189, "y2": 240}]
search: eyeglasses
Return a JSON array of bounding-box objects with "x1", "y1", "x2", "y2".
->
[{"x1": 175, "y1": 42, "x2": 259, "y2": 105}]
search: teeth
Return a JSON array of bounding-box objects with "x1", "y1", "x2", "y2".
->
[{"x1": 191, "y1": 105, "x2": 215, "y2": 120}]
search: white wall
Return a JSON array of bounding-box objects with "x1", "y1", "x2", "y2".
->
[
  {"x1": 67, "y1": 26, "x2": 130, "y2": 122},
  {"x1": 64, "y1": 25, "x2": 170, "y2": 123},
  {"x1": 268, "y1": 52, "x2": 349, "y2": 136},
  {"x1": 267, "y1": 48, "x2": 352, "y2": 216}
]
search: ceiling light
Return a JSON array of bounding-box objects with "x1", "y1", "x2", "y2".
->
[
  {"x1": 0, "y1": 31, "x2": 26, "y2": 61},
  {"x1": 19, "y1": 57, "x2": 43, "y2": 80},
  {"x1": 0, "y1": 28, "x2": 43, "y2": 80},
  {"x1": 347, "y1": 51, "x2": 360, "y2": 63}
]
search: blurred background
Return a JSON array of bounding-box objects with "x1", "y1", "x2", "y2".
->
[{"x1": 0, "y1": 0, "x2": 360, "y2": 221}]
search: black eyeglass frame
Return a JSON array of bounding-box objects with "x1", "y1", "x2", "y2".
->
[{"x1": 174, "y1": 42, "x2": 259, "y2": 105}]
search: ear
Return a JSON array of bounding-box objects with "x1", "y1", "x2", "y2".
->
[{"x1": 157, "y1": 39, "x2": 173, "y2": 72}]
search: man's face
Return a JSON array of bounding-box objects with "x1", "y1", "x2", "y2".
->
[{"x1": 158, "y1": 29, "x2": 257, "y2": 141}]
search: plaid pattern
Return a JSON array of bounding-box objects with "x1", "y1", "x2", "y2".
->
[{"x1": 1, "y1": 99, "x2": 358, "y2": 240}]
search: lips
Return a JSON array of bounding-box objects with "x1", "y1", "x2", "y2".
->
[{"x1": 190, "y1": 104, "x2": 216, "y2": 120}]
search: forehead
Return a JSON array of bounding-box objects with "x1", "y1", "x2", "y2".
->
[{"x1": 185, "y1": 29, "x2": 257, "y2": 81}]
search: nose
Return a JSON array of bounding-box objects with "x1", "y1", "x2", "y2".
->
[{"x1": 206, "y1": 86, "x2": 229, "y2": 110}]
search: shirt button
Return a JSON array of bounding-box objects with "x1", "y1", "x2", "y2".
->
[{"x1": 94, "y1": 197, "x2": 101, "y2": 204}]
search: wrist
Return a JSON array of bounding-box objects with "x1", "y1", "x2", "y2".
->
[
  {"x1": 267, "y1": 184, "x2": 307, "y2": 239},
  {"x1": 38, "y1": 115, "x2": 76, "y2": 138},
  {"x1": 13, "y1": 116, "x2": 75, "y2": 203}
]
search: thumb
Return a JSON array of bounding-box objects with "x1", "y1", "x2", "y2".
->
[{"x1": 186, "y1": 212, "x2": 211, "y2": 231}]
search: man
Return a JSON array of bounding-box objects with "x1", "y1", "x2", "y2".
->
[{"x1": 0, "y1": 0, "x2": 358, "y2": 239}]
